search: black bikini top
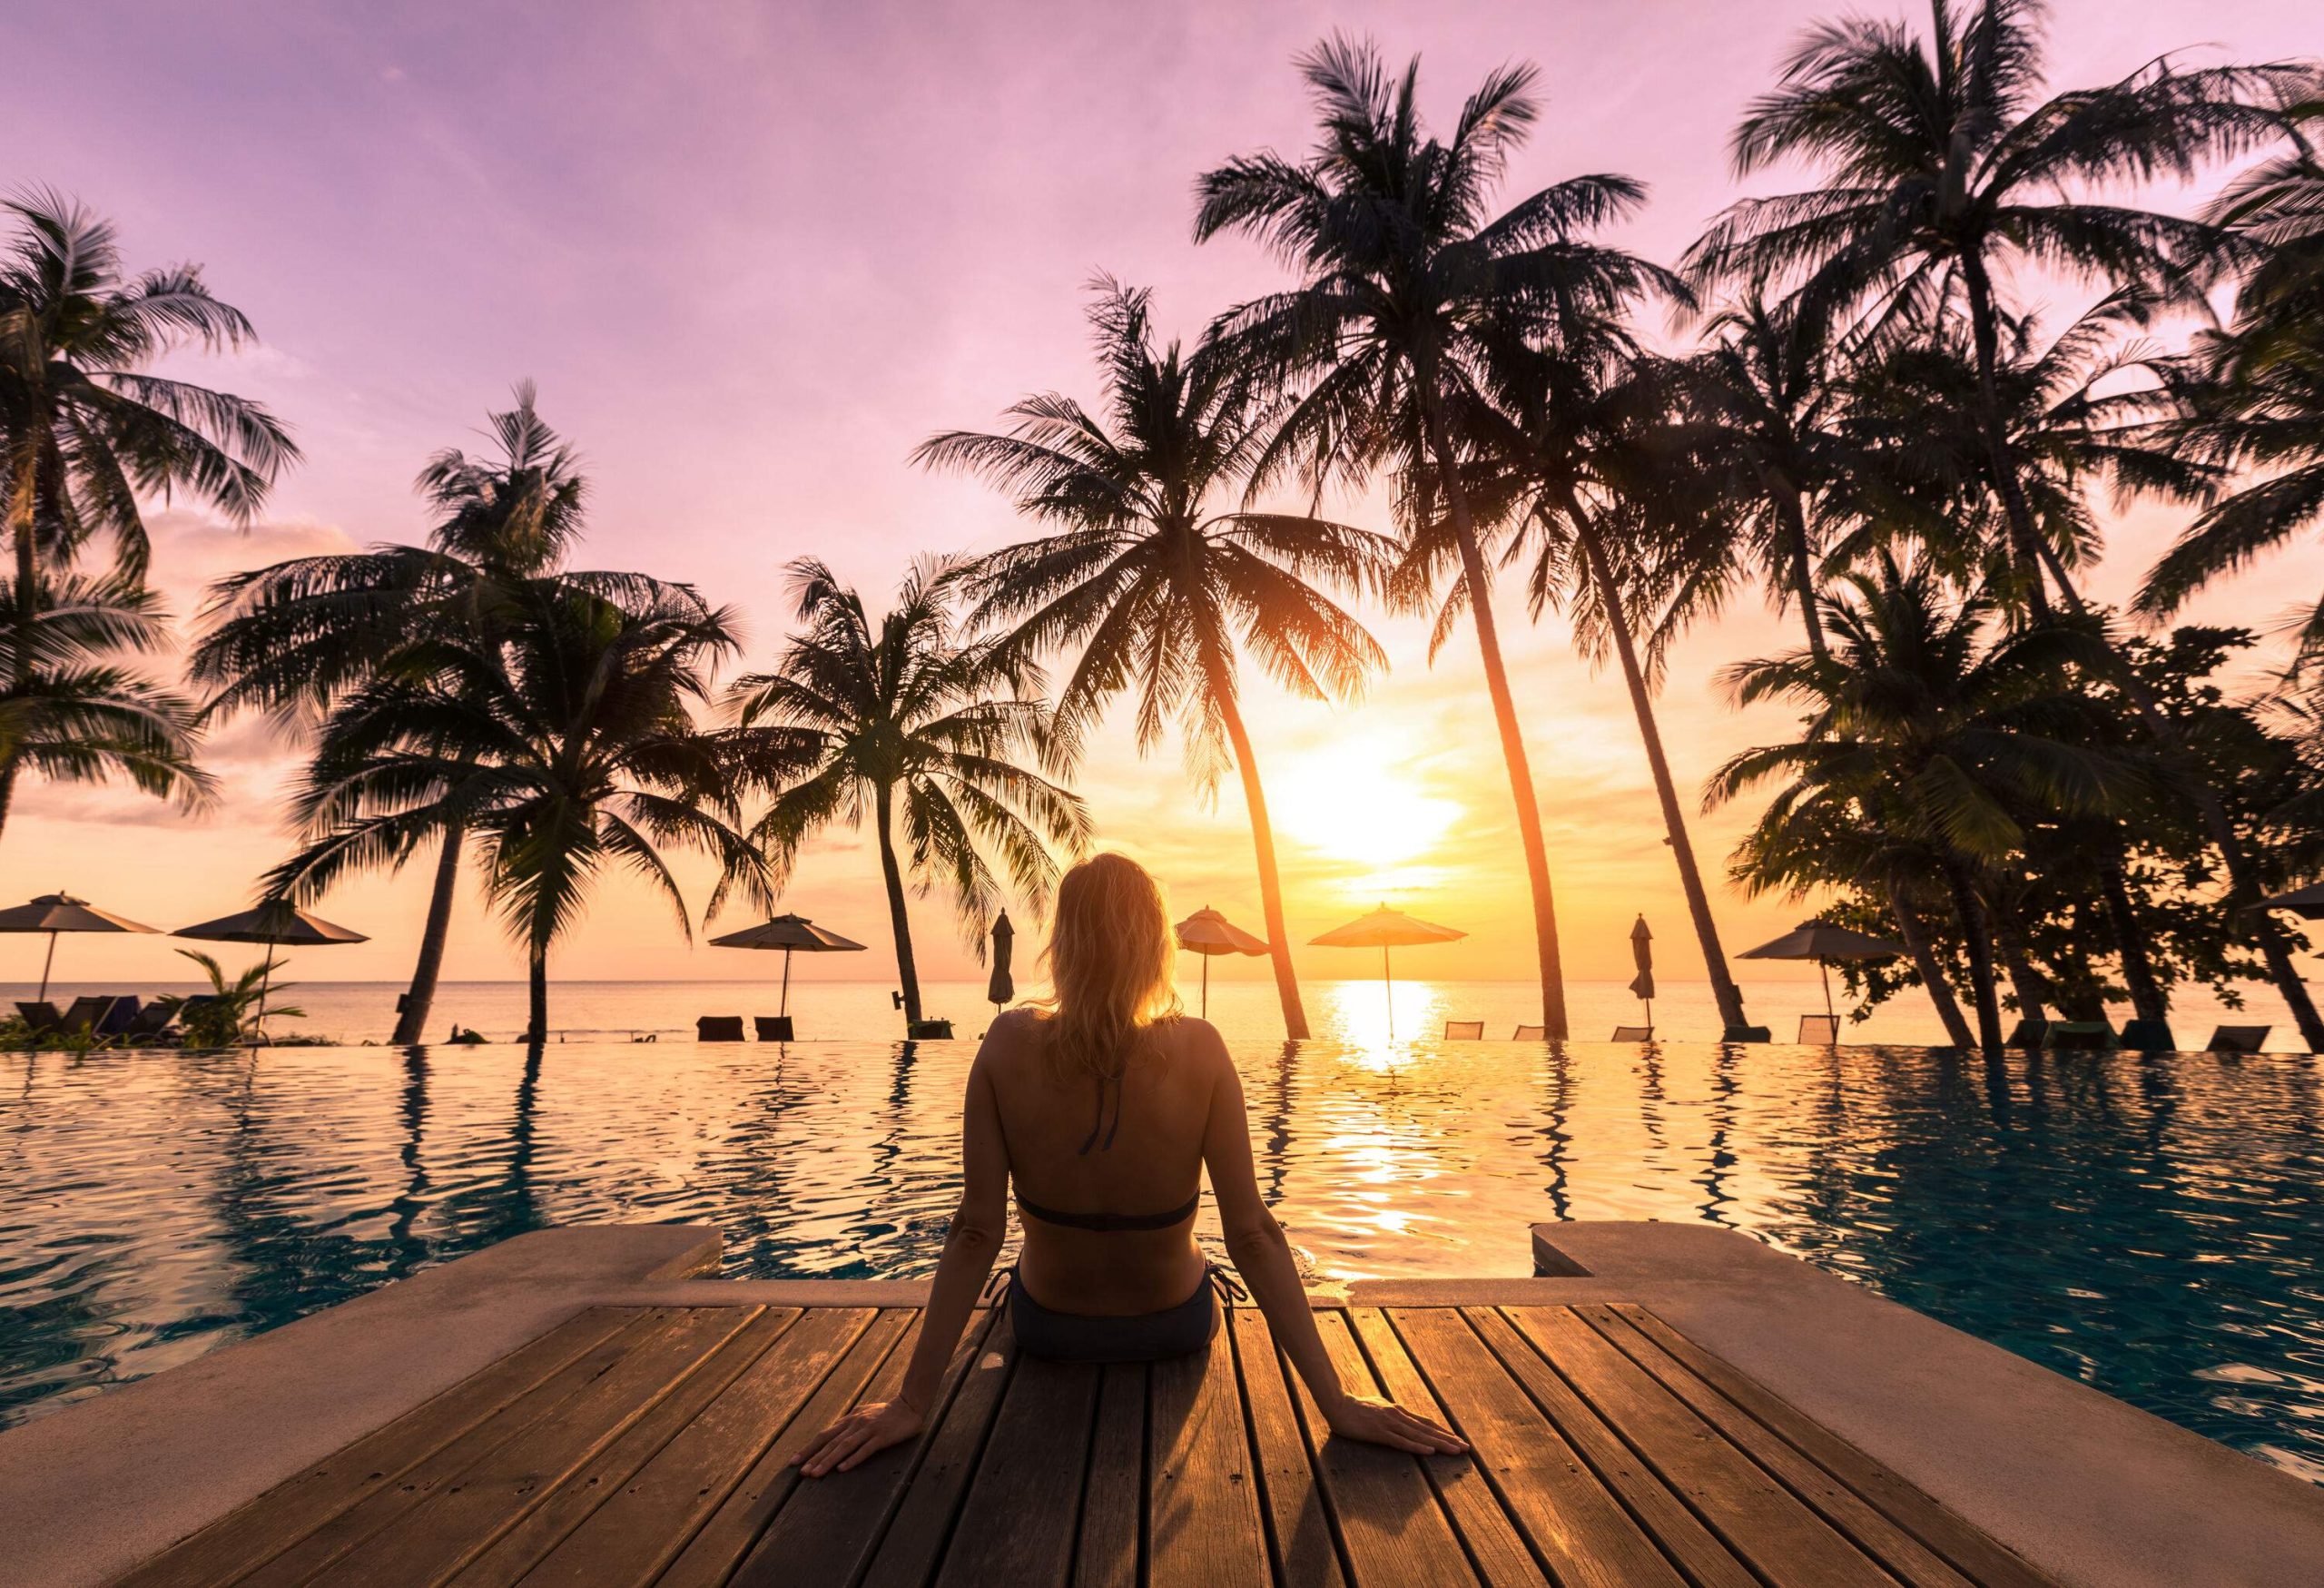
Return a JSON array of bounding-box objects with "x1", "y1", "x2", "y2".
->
[{"x1": 1015, "y1": 1069, "x2": 1197, "y2": 1233}]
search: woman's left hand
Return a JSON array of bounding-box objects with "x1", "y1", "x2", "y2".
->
[{"x1": 791, "y1": 1397, "x2": 926, "y2": 1477}]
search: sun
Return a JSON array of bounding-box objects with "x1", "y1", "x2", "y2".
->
[{"x1": 1269, "y1": 734, "x2": 1461, "y2": 871}]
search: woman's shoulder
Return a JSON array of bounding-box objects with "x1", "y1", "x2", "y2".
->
[{"x1": 1150, "y1": 1013, "x2": 1228, "y2": 1066}]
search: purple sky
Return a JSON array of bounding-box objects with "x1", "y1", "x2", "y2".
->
[{"x1": 7, "y1": 0, "x2": 2321, "y2": 992}]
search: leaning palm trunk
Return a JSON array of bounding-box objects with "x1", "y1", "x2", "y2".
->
[
  {"x1": 1423, "y1": 404, "x2": 1570, "y2": 1039},
  {"x1": 1571, "y1": 518, "x2": 1750, "y2": 1035},
  {"x1": 391, "y1": 825, "x2": 464, "y2": 1045},
  {"x1": 1886, "y1": 881, "x2": 1977, "y2": 1050},
  {"x1": 2095, "y1": 853, "x2": 2171, "y2": 1029},
  {"x1": 1777, "y1": 490, "x2": 1828, "y2": 662},
  {"x1": 874, "y1": 786, "x2": 924, "y2": 1028},
  {"x1": 526, "y1": 942, "x2": 548, "y2": 1045},
  {"x1": 1, "y1": 460, "x2": 37, "y2": 843},
  {"x1": 1938, "y1": 857, "x2": 2006, "y2": 1058},
  {"x1": 1212, "y1": 676, "x2": 1310, "y2": 1040},
  {"x1": 1959, "y1": 260, "x2": 2058, "y2": 623}
]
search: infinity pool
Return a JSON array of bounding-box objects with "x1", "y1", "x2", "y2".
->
[{"x1": 4, "y1": 1041, "x2": 2319, "y2": 1483}]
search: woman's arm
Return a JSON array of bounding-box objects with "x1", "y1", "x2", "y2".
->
[
  {"x1": 1199, "y1": 1030, "x2": 1466, "y2": 1455},
  {"x1": 794, "y1": 1035, "x2": 1012, "y2": 1476}
]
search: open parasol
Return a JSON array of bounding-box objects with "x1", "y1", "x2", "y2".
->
[
  {"x1": 2254, "y1": 882, "x2": 2324, "y2": 922},
  {"x1": 177, "y1": 901, "x2": 369, "y2": 1039},
  {"x1": 710, "y1": 912, "x2": 868, "y2": 1038},
  {"x1": 0, "y1": 891, "x2": 160, "y2": 1003},
  {"x1": 1738, "y1": 920, "x2": 1905, "y2": 1022},
  {"x1": 1309, "y1": 904, "x2": 1465, "y2": 1039},
  {"x1": 1175, "y1": 906, "x2": 1269, "y2": 1019}
]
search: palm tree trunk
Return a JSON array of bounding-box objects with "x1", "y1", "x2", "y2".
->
[
  {"x1": 1958, "y1": 256, "x2": 2055, "y2": 625},
  {"x1": 1887, "y1": 880, "x2": 1976, "y2": 1049},
  {"x1": 526, "y1": 942, "x2": 547, "y2": 1043},
  {"x1": 391, "y1": 824, "x2": 463, "y2": 1044},
  {"x1": 1778, "y1": 489, "x2": 1828, "y2": 662},
  {"x1": 1422, "y1": 400, "x2": 1569, "y2": 1039},
  {"x1": 875, "y1": 784, "x2": 923, "y2": 1027},
  {"x1": 2030, "y1": 538, "x2": 2324, "y2": 1050},
  {"x1": 1, "y1": 452, "x2": 40, "y2": 845},
  {"x1": 2096, "y1": 851, "x2": 2170, "y2": 1027},
  {"x1": 1991, "y1": 920, "x2": 2049, "y2": 1028},
  {"x1": 1572, "y1": 517, "x2": 1749, "y2": 1034},
  {"x1": 1939, "y1": 856, "x2": 2006, "y2": 1058},
  {"x1": 1211, "y1": 671, "x2": 1310, "y2": 1040}
]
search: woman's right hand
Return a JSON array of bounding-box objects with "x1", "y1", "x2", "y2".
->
[{"x1": 1323, "y1": 1392, "x2": 1469, "y2": 1455}]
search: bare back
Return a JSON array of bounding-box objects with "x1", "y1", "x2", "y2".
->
[{"x1": 977, "y1": 1006, "x2": 1221, "y2": 1316}]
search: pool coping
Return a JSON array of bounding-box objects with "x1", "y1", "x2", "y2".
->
[{"x1": 3, "y1": 1220, "x2": 2319, "y2": 1588}]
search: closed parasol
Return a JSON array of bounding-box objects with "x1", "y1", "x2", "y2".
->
[
  {"x1": 1737, "y1": 920, "x2": 1905, "y2": 1022},
  {"x1": 987, "y1": 912, "x2": 1015, "y2": 1012},
  {"x1": 1175, "y1": 906, "x2": 1269, "y2": 1018},
  {"x1": 177, "y1": 901, "x2": 369, "y2": 1040},
  {"x1": 1309, "y1": 904, "x2": 1465, "y2": 1038},
  {"x1": 0, "y1": 892, "x2": 160, "y2": 1002},
  {"x1": 1627, "y1": 915, "x2": 1655, "y2": 1025},
  {"x1": 709, "y1": 912, "x2": 868, "y2": 1038}
]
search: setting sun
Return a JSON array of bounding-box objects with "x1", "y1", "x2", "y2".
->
[{"x1": 1270, "y1": 734, "x2": 1462, "y2": 873}]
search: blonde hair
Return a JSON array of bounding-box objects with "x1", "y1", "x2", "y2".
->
[{"x1": 1035, "y1": 852, "x2": 1180, "y2": 1085}]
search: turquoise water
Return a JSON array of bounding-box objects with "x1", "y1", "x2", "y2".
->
[{"x1": 4, "y1": 1036, "x2": 2320, "y2": 1485}]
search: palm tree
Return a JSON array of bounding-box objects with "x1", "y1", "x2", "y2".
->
[
  {"x1": 1448, "y1": 340, "x2": 1755, "y2": 1035},
  {"x1": 1195, "y1": 36, "x2": 1680, "y2": 1039},
  {"x1": 915, "y1": 281, "x2": 1391, "y2": 1040},
  {"x1": 0, "y1": 192, "x2": 296, "y2": 828},
  {"x1": 1688, "y1": 0, "x2": 2297, "y2": 619},
  {"x1": 0, "y1": 572, "x2": 213, "y2": 832},
  {"x1": 724, "y1": 557, "x2": 1090, "y2": 1031},
  {"x1": 194, "y1": 386, "x2": 601, "y2": 1043},
  {"x1": 266, "y1": 578, "x2": 765, "y2": 1042},
  {"x1": 1711, "y1": 554, "x2": 2135, "y2": 1054}
]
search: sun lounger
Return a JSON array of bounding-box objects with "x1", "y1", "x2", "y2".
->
[
  {"x1": 1443, "y1": 1021, "x2": 1484, "y2": 1040},
  {"x1": 696, "y1": 1016, "x2": 745, "y2": 1041},
  {"x1": 118, "y1": 1003, "x2": 179, "y2": 1043},
  {"x1": 95, "y1": 997, "x2": 144, "y2": 1037},
  {"x1": 2004, "y1": 1018, "x2": 2049, "y2": 1050},
  {"x1": 56, "y1": 996, "x2": 119, "y2": 1036},
  {"x1": 754, "y1": 1016, "x2": 794, "y2": 1041},
  {"x1": 1512, "y1": 1023, "x2": 1546, "y2": 1041},
  {"x1": 2205, "y1": 1025, "x2": 2270, "y2": 1054},
  {"x1": 2044, "y1": 1021, "x2": 2113, "y2": 1050},
  {"x1": 14, "y1": 1001, "x2": 64, "y2": 1036},
  {"x1": 1611, "y1": 1024, "x2": 1652, "y2": 1041},
  {"x1": 1797, "y1": 1013, "x2": 1840, "y2": 1044}
]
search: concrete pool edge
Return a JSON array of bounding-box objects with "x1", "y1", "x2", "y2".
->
[
  {"x1": 6, "y1": 1220, "x2": 2322, "y2": 1588},
  {"x1": 0, "y1": 1223, "x2": 717, "y2": 1588}
]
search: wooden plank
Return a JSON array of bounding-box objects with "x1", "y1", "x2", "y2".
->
[
  {"x1": 445, "y1": 1307, "x2": 804, "y2": 1587},
  {"x1": 325, "y1": 1305, "x2": 763, "y2": 1586},
  {"x1": 234, "y1": 1309, "x2": 683, "y2": 1588},
  {"x1": 1388, "y1": 1308, "x2": 1702, "y2": 1588},
  {"x1": 1288, "y1": 1309, "x2": 1478, "y2": 1588},
  {"x1": 855, "y1": 1311, "x2": 1020, "y2": 1588},
  {"x1": 655, "y1": 1308, "x2": 914, "y2": 1588},
  {"x1": 1346, "y1": 1308, "x2": 1545, "y2": 1587},
  {"x1": 930, "y1": 1352, "x2": 1100, "y2": 1587},
  {"x1": 1504, "y1": 1307, "x2": 1895, "y2": 1588},
  {"x1": 728, "y1": 1309, "x2": 1001, "y2": 1588},
  {"x1": 113, "y1": 1308, "x2": 637, "y2": 1588},
  {"x1": 1607, "y1": 1305, "x2": 2057, "y2": 1588},
  {"x1": 1449, "y1": 1307, "x2": 1755, "y2": 1588},
  {"x1": 1229, "y1": 1308, "x2": 1346, "y2": 1588},
  {"x1": 514, "y1": 1306, "x2": 881, "y2": 1588},
  {"x1": 1075, "y1": 1362, "x2": 1147, "y2": 1588},
  {"x1": 1571, "y1": 1304, "x2": 1977, "y2": 1588},
  {"x1": 1149, "y1": 1325, "x2": 1270, "y2": 1587}
]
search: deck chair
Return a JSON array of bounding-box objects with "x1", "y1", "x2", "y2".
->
[
  {"x1": 2003, "y1": 1018, "x2": 2050, "y2": 1050},
  {"x1": 1512, "y1": 1024, "x2": 1547, "y2": 1041},
  {"x1": 2044, "y1": 1021, "x2": 2113, "y2": 1050},
  {"x1": 1797, "y1": 1013, "x2": 1841, "y2": 1044},
  {"x1": 1443, "y1": 1021, "x2": 1484, "y2": 1040},
  {"x1": 696, "y1": 1016, "x2": 745, "y2": 1041},
  {"x1": 57, "y1": 995, "x2": 119, "y2": 1036},
  {"x1": 2205, "y1": 1025, "x2": 2270, "y2": 1054},
  {"x1": 119, "y1": 1002, "x2": 178, "y2": 1042},
  {"x1": 754, "y1": 1016, "x2": 794, "y2": 1042},
  {"x1": 1611, "y1": 1024, "x2": 1652, "y2": 1041},
  {"x1": 95, "y1": 997, "x2": 144, "y2": 1037},
  {"x1": 14, "y1": 1001, "x2": 64, "y2": 1036}
]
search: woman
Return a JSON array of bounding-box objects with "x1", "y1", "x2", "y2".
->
[{"x1": 795, "y1": 852, "x2": 1466, "y2": 1476}]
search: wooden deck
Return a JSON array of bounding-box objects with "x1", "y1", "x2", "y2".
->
[{"x1": 113, "y1": 1301, "x2": 2055, "y2": 1588}]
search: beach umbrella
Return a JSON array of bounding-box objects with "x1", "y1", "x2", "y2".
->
[
  {"x1": 0, "y1": 892, "x2": 160, "y2": 1003},
  {"x1": 1175, "y1": 906, "x2": 1269, "y2": 1019},
  {"x1": 709, "y1": 913, "x2": 868, "y2": 1029},
  {"x1": 987, "y1": 912, "x2": 1016, "y2": 1014},
  {"x1": 1738, "y1": 920, "x2": 1905, "y2": 1021},
  {"x1": 176, "y1": 901, "x2": 369, "y2": 1039},
  {"x1": 2253, "y1": 882, "x2": 2324, "y2": 921},
  {"x1": 1627, "y1": 914, "x2": 1656, "y2": 1026},
  {"x1": 1309, "y1": 904, "x2": 1466, "y2": 1038}
]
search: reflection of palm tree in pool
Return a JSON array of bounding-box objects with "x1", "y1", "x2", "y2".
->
[
  {"x1": 384, "y1": 1050, "x2": 430, "y2": 1270},
  {"x1": 1695, "y1": 1044, "x2": 1740, "y2": 1228},
  {"x1": 1536, "y1": 1047, "x2": 1574, "y2": 1225},
  {"x1": 1260, "y1": 1044, "x2": 1297, "y2": 1207}
]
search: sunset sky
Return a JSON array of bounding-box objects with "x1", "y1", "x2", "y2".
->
[{"x1": 6, "y1": 0, "x2": 2321, "y2": 992}]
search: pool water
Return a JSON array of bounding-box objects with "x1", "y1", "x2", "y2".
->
[{"x1": 4, "y1": 1040, "x2": 2320, "y2": 1484}]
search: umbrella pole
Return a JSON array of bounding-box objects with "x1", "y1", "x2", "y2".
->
[
  {"x1": 38, "y1": 931, "x2": 57, "y2": 1004},
  {"x1": 254, "y1": 937, "x2": 275, "y2": 1047},
  {"x1": 1820, "y1": 960, "x2": 1835, "y2": 1022},
  {"x1": 781, "y1": 948, "x2": 793, "y2": 1019},
  {"x1": 1384, "y1": 944, "x2": 1393, "y2": 1040},
  {"x1": 1201, "y1": 954, "x2": 1209, "y2": 1021}
]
